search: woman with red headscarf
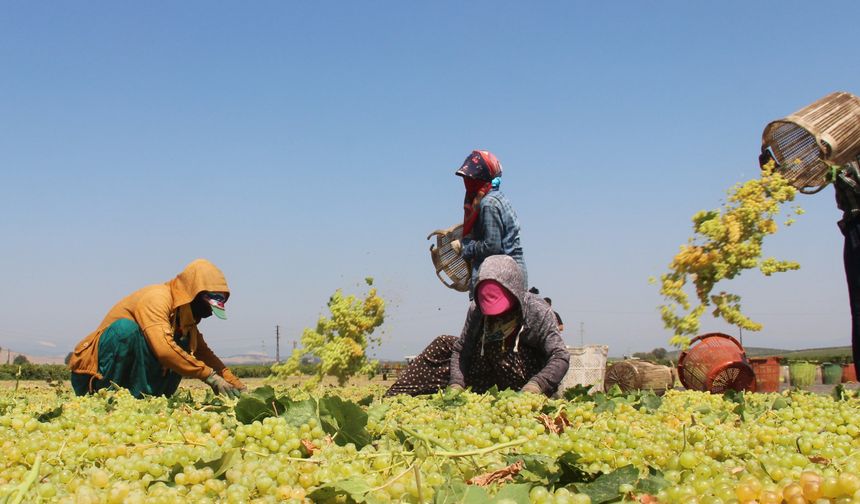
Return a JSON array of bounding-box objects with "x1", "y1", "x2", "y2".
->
[{"x1": 451, "y1": 150, "x2": 528, "y2": 296}]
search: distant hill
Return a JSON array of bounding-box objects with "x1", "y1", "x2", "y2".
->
[
  {"x1": 663, "y1": 345, "x2": 852, "y2": 362},
  {"x1": 0, "y1": 350, "x2": 66, "y2": 365},
  {"x1": 221, "y1": 353, "x2": 275, "y2": 366}
]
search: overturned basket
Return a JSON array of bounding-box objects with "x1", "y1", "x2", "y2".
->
[
  {"x1": 604, "y1": 359, "x2": 674, "y2": 394},
  {"x1": 762, "y1": 91, "x2": 860, "y2": 194},
  {"x1": 428, "y1": 224, "x2": 471, "y2": 292}
]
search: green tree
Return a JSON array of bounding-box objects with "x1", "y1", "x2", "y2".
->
[{"x1": 12, "y1": 354, "x2": 30, "y2": 365}]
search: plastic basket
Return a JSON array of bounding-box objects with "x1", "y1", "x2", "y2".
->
[
  {"x1": 762, "y1": 91, "x2": 860, "y2": 194},
  {"x1": 427, "y1": 224, "x2": 471, "y2": 292},
  {"x1": 677, "y1": 333, "x2": 754, "y2": 393},
  {"x1": 822, "y1": 362, "x2": 843, "y2": 385},
  {"x1": 843, "y1": 363, "x2": 857, "y2": 383},
  {"x1": 554, "y1": 345, "x2": 609, "y2": 397},
  {"x1": 788, "y1": 361, "x2": 816, "y2": 388},
  {"x1": 749, "y1": 357, "x2": 781, "y2": 393}
]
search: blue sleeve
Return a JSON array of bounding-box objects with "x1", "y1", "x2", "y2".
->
[{"x1": 462, "y1": 197, "x2": 504, "y2": 260}]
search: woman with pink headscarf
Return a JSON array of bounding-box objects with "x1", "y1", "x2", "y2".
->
[{"x1": 386, "y1": 255, "x2": 568, "y2": 397}]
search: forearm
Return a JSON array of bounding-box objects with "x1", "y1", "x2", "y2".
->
[{"x1": 143, "y1": 326, "x2": 212, "y2": 380}]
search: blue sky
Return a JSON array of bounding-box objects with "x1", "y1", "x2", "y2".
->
[{"x1": 1, "y1": 1, "x2": 859, "y2": 361}]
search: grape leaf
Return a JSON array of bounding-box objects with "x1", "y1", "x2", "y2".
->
[
  {"x1": 638, "y1": 392, "x2": 662, "y2": 412},
  {"x1": 574, "y1": 464, "x2": 639, "y2": 504},
  {"x1": 563, "y1": 384, "x2": 592, "y2": 401},
  {"x1": 279, "y1": 398, "x2": 317, "y2": 428},
  {"x1": 248, "y1": 385, "x2": 276, "y2": 403},
  {"x1": 556, "y1": 452, "x2": 593, "y2": 486},
  {"x1": 234, "y1": 396, "x2": 275, "y2": 424},
  {"x1": 318, "y1": 395, "x2": 370, "y2": 448},
  {"x1": 432, "y1": 480, "x2": 490, "y2": 503},
  {"x1": 490, "y1": 483, "x2": 531, "y2": 503},
  {"x1": 36, "y1": 405, "x2": 62, "y2": 422},
  {"x1": 504, "y1": 454, "x2": 559, "y2": 485},
  {"x1": 308, "y1": 477, "x2": 377, "y2": 503},
  {"x1": 635, "y1": 467, "x2": 670, "y2": 495},
  {"x1": 195, "y1": 448, "x2": 240, "y2": 479}
]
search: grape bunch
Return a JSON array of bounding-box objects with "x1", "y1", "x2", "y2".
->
[
  {"x1": 658, "y1": 161, "x2": 804, "y2": 348},
  {"x1": 271, "y1": 277, "x2": 385, "y2": 386}
]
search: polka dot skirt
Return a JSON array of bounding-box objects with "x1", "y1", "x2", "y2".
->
[{"x1": 384, "y1": 333, "x2": 545, "y2": 396}]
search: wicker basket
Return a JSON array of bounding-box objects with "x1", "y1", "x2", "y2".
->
[
  {"x1": 762, "y1": 91, "x2": 860, "y2": 193},
  {"x1": 554, "y1": 345, "x2": 609, "y2": 397},
  {"x1": 427, "y1": 224, "x2": 471, "y2": 292},
  {"x1": 604, "y1": 359, "x2": 674, "y2": 394}
]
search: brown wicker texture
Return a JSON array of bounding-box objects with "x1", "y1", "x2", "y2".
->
[
  {"x1": 762, "y1": 91, "x2": 860, "y2": 193},
  {"x1": 428, "y1": 224, "x2": 471, "y2": 292},
  {"x1": 604, "y1": 359, "x2": 674, "y2": 394}
]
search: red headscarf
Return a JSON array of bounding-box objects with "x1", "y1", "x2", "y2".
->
[{"x1": 455, "y1": 150, "x2": 502, "y2": 237}]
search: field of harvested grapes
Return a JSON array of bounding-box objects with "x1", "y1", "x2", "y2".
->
[{"x1": 1, "y1": 381, "x2": 860, "y2": 504}]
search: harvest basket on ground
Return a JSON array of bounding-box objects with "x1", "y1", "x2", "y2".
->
[
  {"x1": 788, "y1": 361, "x2": 817, "y2": 388},
  {"x1": 428, "y1": 224, "x2": 470, "y2": 292},
  {"x1": 844, "y1": 363, "x2": 857, "y2": 383},
  {"x1": 822, "y1": 362, "x2": 844, "y2": 385},
  {"x1": 749, "y1": 356, "x2": 782, "y2": 393},
  {"x1": 603, "y1": 359, "x2": 674, "y2": 394},
  {"x1": 554, "y1": 345, "x2": 608, "y2": 397},
  {"x1": 677, "y1": 333, "x2": 754, "y2": 393},
  {"x1": 762, "y1": 91, "x2": 860, "y2": 194}
]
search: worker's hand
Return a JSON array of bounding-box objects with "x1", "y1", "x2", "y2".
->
[
  {"x1": 448, "y1": 383, "x2": 464, "y2": 392},
  {"x1": 520, "y1": 381, "x2": 542, "y2": 395},
  {"x1": 220, "y1": 368, "x2": 248, "y2": 393},
  {"x1": 205, "y1": 371, "x2": 242, "y2": 399},
  {"x1": 450, "y1": 240, "x2": 462, "y2": 256}
]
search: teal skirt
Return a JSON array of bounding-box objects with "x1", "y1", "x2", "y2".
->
[{"x1": 71, "y1": 318, "x2": 185, "y2": 398}]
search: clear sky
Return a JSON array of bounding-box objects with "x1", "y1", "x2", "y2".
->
[{"x1": 2, "y1": 2, "x2": 860, "y2": 362}]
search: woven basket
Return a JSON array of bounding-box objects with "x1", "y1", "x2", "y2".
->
[
  {"x1": 762, "y1": 91, "x2": 860, "y2": 193},
  {"x1": 554, "y1": 345, "x2": 609, "y2": 397},
  {"x1": 604, "y1": 359, "x2": 674, "y2": 394},
  {"x1": 427, "y1": 224, "x2": 471, "y2": 292}
]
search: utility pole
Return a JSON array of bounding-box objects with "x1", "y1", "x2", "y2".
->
[
  {"x1": 579, "y1": 322, "x2": 585, "y2": 347},
  {"x1": 739, "y1": 327, "x2": 744, "y2": 347},
  {"x1": 275, "y1": 325, "x2": 280, "y2": 363}
]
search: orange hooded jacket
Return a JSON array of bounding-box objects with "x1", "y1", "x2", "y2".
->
[{"x1": 69, "y1": 259, "x2": 241, "y2": 385}]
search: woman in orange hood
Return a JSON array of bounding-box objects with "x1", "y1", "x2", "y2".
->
[{"x1": 69, "y1": 259, "x2": 246, "y2": 398}]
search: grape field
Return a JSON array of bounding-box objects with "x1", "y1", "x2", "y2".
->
[{"x1": 1, "y1": 382, "x2": 860, "y2": 503}]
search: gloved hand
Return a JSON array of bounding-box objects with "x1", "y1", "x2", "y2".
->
[
  {"x1": 450, "y1": 240, "x2": 462, "y2": 256},
  {"x1": 220, "y1": 368, "x2": 248, "y2": 393},
  {"x1": 448, "y1": 383, "x2": 464, "y2": 391},
  {"x1": 205, "y1": 371, "x2": 242, "y2": 399},
  {"x1": 520, "y1": 381, "x2": 542, "y2": 395}
]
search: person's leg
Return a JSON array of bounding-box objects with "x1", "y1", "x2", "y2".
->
[
  {"x1": 385, "y1": 335, "x2": 457, "y2": 397},
  {"x1": 846, "y1": 224, "x2": 860, "y2": 373},
  {"x1": 91, "y1": 319, "x2": 178, "y2": 398}
]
